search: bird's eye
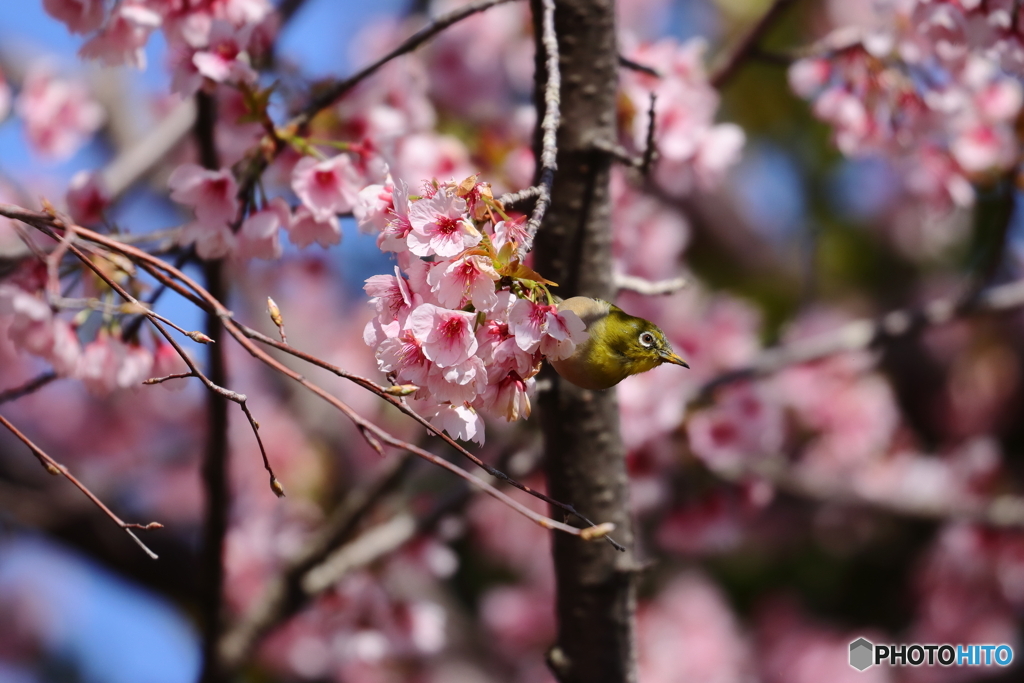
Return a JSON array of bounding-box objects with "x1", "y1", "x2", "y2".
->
[{"x1": 638, "y1": 332, "x2": 655, "y2": 348}]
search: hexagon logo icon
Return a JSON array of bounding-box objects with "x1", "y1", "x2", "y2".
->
[{"x1": 850, "y1": 638, "x2": 874, "y2": 671}]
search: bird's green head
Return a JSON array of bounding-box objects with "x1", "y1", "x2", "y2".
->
[
  {"x1": 551, "y1": 297, "x2": 690, "y2": 390},
  {"x1": 598, "y1": 306, "x2": 690, "y2": 377}
]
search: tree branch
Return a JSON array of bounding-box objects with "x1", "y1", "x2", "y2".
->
[
  {"x1": 698, "y1": 277, "x2": 1024, "y2": 398},
  {"x1": 0, "y1": 412, "x2": 162, "y2": 558},
  {"x1": 709, "y1": 0, "x2": 797, "y2": 88},
  {"x1": 294, "y1": 0, "x2": 523, "y2": 128},
  {"x1": 530, "y1": 0, "x2": 639, "y2": 679},
  {"x1": 0, "y1": 205, "x2": 609, "y2": 544},
  {"x1": 0, "y1": 371, "x2": 58, "y2": 406}
]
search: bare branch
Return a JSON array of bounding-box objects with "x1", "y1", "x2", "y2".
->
[
  {"x1": 233, "y1": 321, "x2": 624, "y2": 550},
  {"x1": 0, "y1": 207, "x2": 608, "y2": 544},
  {"x1": 698, "y1": 278, "x2": 1024, "y2": 397},
  {"x1": 294, "y1": 0, "x2": 523, "y2": 128},
  {"x1": 0, "y1": 412, "x2": 162, "y2": 558},
  {"x1": 614, "y1": 273, "x2": 687, "y2": 296},
  {"x1": 0, "y1": 372, "x2": 58, "y2": 406},
  {"x1": 618, "y1": 54, "x2": 660, "y2": 77},
  {"x1": 709, "y1": 0, "x2": 797, "y2": 88},
  {"x1": 218, "y1": 452, "x2": 415, "y2": 668},
  {"x1": 710, "y1": 455, "x2": 1024, "y2": 529},
  {"x1": 524, "y1": 0, "x2": 560, "y2": 242},
  {"x1": 640, "y1": 92, "x2": 658, "y2": 176}
]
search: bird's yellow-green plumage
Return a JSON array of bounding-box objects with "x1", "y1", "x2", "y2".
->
[{"x1": 550, "y1": 296, "x2": 689, "y2": 391}]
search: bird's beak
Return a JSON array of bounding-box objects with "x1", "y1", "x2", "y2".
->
[{"x1": 659, "y1": 349, "x2": 690, "y2": 368}]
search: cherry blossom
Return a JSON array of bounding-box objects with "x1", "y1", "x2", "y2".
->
[
  {"x1": 406, "y1": 187, "x2": 480, "y2": 258},
  {"x1": 286, "y1": 206, "x2": 341, "y2": 249},
  {"x1": 620, "y1": 38, "x2": 746, "y2": 196},
  {"x1": 42, "y1": 0, "x2": 104, "y2": 35},
  {"x1": 507, "y1": 298, "x2": 586, "y2": 361},
  {"x1": 191, "y1": 20, "x2": 257, "y2": 85},
  {"x1": 405, "y1": 304, "x2": 477, "y2": 368},
  {"x1": 236, "y1": 197, "x2": 288, "y2": 261},
  {"x1": 427, "y1": 255, "x2": 499, "y2": 311},
  {"x1": 15, "y1": 67, "x2": 105, "y2": 160},
  {"x1": 79, "y1": 2, "x2": 162, "y2": 69},
  {"x1": 65, "y1": 170, "x2": 108, "y2": 225},
  {"x1": 169, "y1": 163, "x2": 240, "y2": 258},
  {"x1": 291, "y1": 155, "x2": 362, "y2": 222}
]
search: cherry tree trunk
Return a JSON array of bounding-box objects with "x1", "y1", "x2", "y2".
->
[{"x1": 530, "y1": 0, "x2": 638, "y2": 681}]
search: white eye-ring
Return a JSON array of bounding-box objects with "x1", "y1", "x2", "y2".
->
[{"x1": 639, "y1": 331, "x2": 655, "y2": 348}]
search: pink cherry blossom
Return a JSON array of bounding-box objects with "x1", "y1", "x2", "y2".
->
[
  {"x1": 191, "y1": 20, "x2": 257, "y2": 85},
  {"x1": 291, "y1": 154, "x2": 362, "y2": 221},
  {"x1": 476, "y1": 319, "x2": 534, "y2": 381},
  {"x1": 427, "y1": 255, "x2": 499, "y2": 311},
  {"x1": 787, "y1": 57, "x2": 831, "y2": 98},
  {"x1": 287, "y1": 206, "x2": 341, "y2": 249},
  {"x1": 236, "y1": 198, "x2": 289, "y2": 260},
  {"x1": 169, "y1": 164, "x2": 240, "y2": 258},
  {"x1": 429, "y1": 403, "x2": 484, "y2": 444},
  {"x1": 406, "y1": 187, "x2": 480, "y2": 258},
  {"x1": 15, "y1": 67, "x2": 105, "y2": 160},
  {"x1": 0, "y1": 285, "x2": 81, "y2": 376},
  {"x1": 377, "y1": 180, "x2": 412, "y2": 252},
  {"x1": 621, "y1": 38, "x2": 746, "y2": 196},
  {"x1": 638, "y1": 574, "x2": 753, "y2": 683},
  {"x1": 42, "y1": 0, "x2": 105, "y2": 35},
  {"x1": 376, "y1": 328, "x2": 431, "y2": 387},
  {"x1": 405, "y1": 304, "x2": 478, "y2": 368},
  {"x1": 76, "y1": 333, "x2": 152, "y2": 395},
  {"x1": 480, "y1": 371, "x2": 533, "y2": 421},
  {"x1": 365, "y1": 267, "x2": 417, "y2": 325},
  {"x1": 353, "y1": 179, "x2": 394, "y2": 234},
  {"x1": 168, "y1": 163, "x2": 239, "y2": 227},
  {"x1": 507, "y1": 299, "x2": 586, "y2": 360},
  {"x1": 428, "y1": 356, "x2": 487, "y2": 405},
  {"x1": 687, "y1": 383, "x2": 785, "y2": 471},
  {"x1": 79, "y1": 2, "x2": 162, "y2": 69},
  {"x1": 491, "y1": 217, "x2": 531, "y2": 260},
  {"x1": 65, "y1": 171, "x2": 109, "y2": 225}
]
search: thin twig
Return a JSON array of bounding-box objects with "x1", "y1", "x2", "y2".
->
[
  {"x1": 709, "y1": 0, "x2": 796, "y2": 88},
  {"x1": 524, "y1": 0, "x2": 561, "y2": 242},
  {"x1": 710, "y1": 455, "x2": 1024, "y2": 529},
  {"x1": 0, "y1": 412, "x2": 162, "y2": 558},
  {"x1": 0, "y1": 372, "x2": 58, "y2": 405},
  {"x1": 618, "y1": 54, "x2": 660, "y2": 78},
  {"x1": 234, "y1": 322, "x2": 625, "y2": 550},
  {"x1": 698, "y1": 278, "x2": 1024, "y2": 398},
  {"x1": 294, "y1": 0, "x2": 523, "y2": 128},
  {"x1": 614, "y1": 273, "x2": 687, "y2": 296},
  {"x1": 640, "y1": 92, "x2": 658, "y2": 176},
  {"x1": 0, "y1": 207, "x2": 608, "y2": 542},
  {"x1": 218, "y1": 452, "x2": 415, "y2": 668}
]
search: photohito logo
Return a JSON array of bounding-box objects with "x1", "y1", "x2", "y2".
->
[{"x1": 849, "y1": 638, "x2": 1014, "y2": 671}]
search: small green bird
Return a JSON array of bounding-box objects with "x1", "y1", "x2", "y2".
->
[{"x1": 551, "y1": 296, "x2": 689, "y2": 391}]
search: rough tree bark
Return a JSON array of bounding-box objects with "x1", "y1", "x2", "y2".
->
[{"x1": 530, "y1": 0, "x2": 639, "y2": 682}]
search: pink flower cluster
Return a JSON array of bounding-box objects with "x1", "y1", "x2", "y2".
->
[
  {"x1": 167, "y1": 150, "x2": 376, "y2": 259},
  {"x1": 0, "y1": 281, "x2": 189, "y2": 394},
  {"x1": 14, "y1": 66, "x2": 105, "y2": 161},
  {"x1": 790, "y1": 0, "x2": 1024, "y2": 209},
  {"x1": 620, "y1": 38, "x2": 746, "y2": 196},
  {"x1": 43, "y1": 0, "x2": 274, "y2": 87},
  {"x1": 357, "y1": 175, "x2": 587, "y2": 444}
]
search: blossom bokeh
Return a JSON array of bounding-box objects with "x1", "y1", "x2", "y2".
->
[{"x1": 1, "y1": 0, "x2": 1024, "y2": 682}]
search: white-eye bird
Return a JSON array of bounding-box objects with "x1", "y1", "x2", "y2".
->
[{"x1": 550, "y1": 296, "x2": 689, "y2": 391}]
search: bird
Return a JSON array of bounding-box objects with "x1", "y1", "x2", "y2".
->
[{"x1": 550, "y1": 296, "x2": 689, "y2": 391}]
